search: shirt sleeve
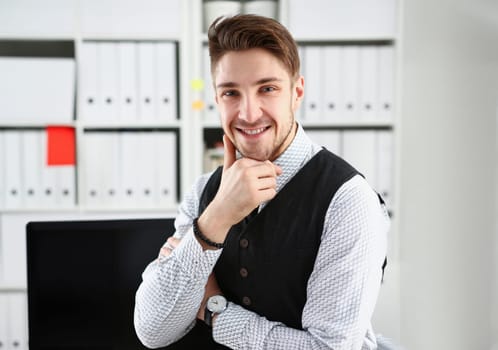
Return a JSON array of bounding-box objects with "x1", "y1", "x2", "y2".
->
[
  {"x1": 134, "y1": 173, "x2": 223, "y2": 348},
  {"x1": 212, "y1": 175, "x2": 390, "y2": 350}
]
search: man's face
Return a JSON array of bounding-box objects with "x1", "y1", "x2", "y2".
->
[{"x1": 213, "y1": 48, "x2": 304, "y2": 161}]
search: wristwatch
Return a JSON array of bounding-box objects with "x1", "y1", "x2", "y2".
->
[{"x1": 204, "y1": 295, "x2": 227, "y2": 327}]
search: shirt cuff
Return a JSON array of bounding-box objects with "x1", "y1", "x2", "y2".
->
[
  {"x1": 213, "y1": 302, "x2": 278, "y2": 349},
  {"x1": 171, "y1": 227, "x2": 222, "y2": 280}
]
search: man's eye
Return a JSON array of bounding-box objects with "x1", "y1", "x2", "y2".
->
[
  {"x1": 222, "y1": 90, "x2": 237, "y2": 97},
  {"x1": 261, "y1": 86, "x2": 276, "y2": 92}
]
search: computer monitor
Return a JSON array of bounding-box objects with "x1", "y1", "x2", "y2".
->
[{"x1": 26, "y1": 218, "x2": 175, "y2": 350}]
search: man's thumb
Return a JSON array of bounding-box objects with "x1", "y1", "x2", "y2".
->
[{"x1": 222, "y1": 135, "x2": 236, "y2": 173}]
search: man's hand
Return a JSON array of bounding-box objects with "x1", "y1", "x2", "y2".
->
[
  {"x1": 159, "y1": 236, "x2": 180, "y2": 258},
  {"x1": 197, "y1": 135, "x2": 282, "y2": 247},
  {"x1": 219, "y1": 135, "x2": 282, "y2": 221}
]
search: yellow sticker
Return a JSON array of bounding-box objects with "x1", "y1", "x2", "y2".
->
[
  {"x1": 192, "y1": 100, "x2": 205, "y2": 110},
  {"x1": 191, "y1": 79, "x2": 204, "y2": 91}
]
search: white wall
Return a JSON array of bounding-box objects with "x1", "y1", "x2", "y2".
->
[{"x1": 400, "y1": 0, "x2": 498, "y2": 349}]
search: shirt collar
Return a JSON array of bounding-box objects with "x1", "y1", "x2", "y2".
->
[{"x1": 272, "y1": 123, "x2": 315, "y2": 193}]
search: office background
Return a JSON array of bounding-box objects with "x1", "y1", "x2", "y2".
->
[{"x1": 0, "y1": 0, "x2": 496, "y2": 349}]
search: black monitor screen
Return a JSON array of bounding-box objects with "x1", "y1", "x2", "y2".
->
[{"x1": 26, "y1": 218, "x2": 174, "y2": 350}]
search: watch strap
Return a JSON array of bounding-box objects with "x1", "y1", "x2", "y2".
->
[{"x1": 204, "y1": 305, "x2": 214, "y2": 327}]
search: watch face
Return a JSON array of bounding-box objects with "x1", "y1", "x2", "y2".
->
[{"x1": 207, "y1": 295, "x2": 227, "y2": 313}]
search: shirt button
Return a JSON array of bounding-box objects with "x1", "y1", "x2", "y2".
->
[
  {"x1": 242, "y1": 296, "x2": 251, "y2": 306},
  {"x1": 240, "y1": 267, "x2": 248, "y2": 278},
  {"x1": 240, "y1": 238, "x2": 249, "y2": 248}
]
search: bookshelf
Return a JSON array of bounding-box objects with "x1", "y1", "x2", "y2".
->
[{"x1": 0, "y1": 0, "x2": 402, "y2": 347}]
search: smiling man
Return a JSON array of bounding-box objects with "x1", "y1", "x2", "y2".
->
[{"x1": 134, "y1": 15, "x2": 390, "y2": 350}]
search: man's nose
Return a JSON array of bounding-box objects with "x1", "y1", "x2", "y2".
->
[{"x1": 238, "y1": 95, "x2": 263, "y2": 122}]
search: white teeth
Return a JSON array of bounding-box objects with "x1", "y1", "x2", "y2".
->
[{"x1": 242, "y1": 127, "x2": 266, "y2": 135}]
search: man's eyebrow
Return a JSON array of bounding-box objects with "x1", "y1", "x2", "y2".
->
[
  {"x1": 216, "y1": 77, "x2": 283, "y2": 89},
  {"x1": 216, "y1": 81, "x2": 238, "y2": 89},
  {"x1": 255, "y1": 77, "x2": 283, "y2": 85}
]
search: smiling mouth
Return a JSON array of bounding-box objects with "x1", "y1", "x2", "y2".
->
[{"x1": 238, "y1": 126, "x2": 270, "y2": 136}]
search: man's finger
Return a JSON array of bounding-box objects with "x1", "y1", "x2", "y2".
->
[
  {"x1": 166, "y1": 236, "x2": 180, "y2": 249},
  {"x1": 263, "y1": 160, "x2": 282, "y2": 176},
  {"x1": 223, "y1": 134, "x2": 236, "y2": 173}
]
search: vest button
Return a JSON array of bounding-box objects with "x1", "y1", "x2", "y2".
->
[
  {"x1": 242, "y1": 296, "x2": 251, "y2": 306},
  {"x1": 240, "y1": 238, "x2": 249, "y2": 248},
  {"x1": 240, "y1": 267, "x2": 248, "y2": 278}
]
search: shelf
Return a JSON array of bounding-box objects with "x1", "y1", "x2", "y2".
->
[
  {"x1": 0, "y1": 121, "x2": 75, "y2": 128},
  {"x1": 76, "y1": 206, "x2": 179, "y2": 214},
  {"x1": 0, "y1": 34, "x2": 75, "y2": 41},
  {"x1": 300, "y1": 120, "x2": 395, "y2": 129},
  {"x1": 0, "y1": 207, "x2": 78, "y2": 214},
  {"x1": 79, "y1": 121, "x2": 181, "y2": 130},
  {"x1": 0, "y1": 287, "x2": 26, "y2": 293},
  {"x1": 0, "y1": 206, "x2": 179, "y2": 215},
  {"x1": 295, "y1": 36, "x2": 396, "y2": 44},
  {"x1": 79, "y1": 34, "x2": 181, "y2": 42}
]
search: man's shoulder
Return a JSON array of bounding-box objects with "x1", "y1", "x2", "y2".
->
[{"x1": 191, "y1": 169, "x2": 220, "y2": 196}]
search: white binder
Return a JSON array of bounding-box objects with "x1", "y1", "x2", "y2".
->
[
  {"x1": 302, "y1": 46, "x2": 323, "y2": 123},
  {"x1": 138, "y1": 42, "x2": 157, "y2": 121},
  {"x1": 97, "y1": 132, "x2": 120, "y2": 208},
  {"x1": 0, "y1": 57, "x2": 74, "y2": 123},
  {"x1": 7, "y1": 293, "x2": 28, "y2": 350},
  {"x1": 203, "y1": 45, "x2": 218, "y2": 123},
  {"x1": 83, "y1": 132, "x2": 108, "y2": 207},
  {"x1": 99, "y1": 42, "x2": 120, "y2": 122},
  {"x1": 80, "y1": 0, "x2": 181, "y2": 38},
  {"x1": 323, "y1": 46, "x2": 342, "y2": 122},
  {"x1": 156, "y1": 42, "x2": 177, "y2": 122},
  {"x1": 306, "y1": 129, "x2": 342, "y2": 156},
  {"x1": 287, "y1": 0, "x2": 396, "y2": 39},
  {"x1": 21, "y1": 131, "x2": 42, "y2": 208},
  {"x1": 119, "y1": 132, "x2": 140, "y2": 208},
  {"x1": 377, "y1": 130, "x2": 393, "y2": 209},
  {"x1": 102, "y1": 133, "x2": 121, "y2": 208},
  {"x1": 118, "y1": 42, "x2": 139, "y2": 122},
  {"x1": 4, "y1": 131, "x2": 22, "y2": 209},
  {"x1": 0, "y1": 131, "x2": 4, "y2": 208},
  {"x1": 378, "y1": 45, "x2": 394, "y2": 122},
  {"x1": 0, "y1": 294, "x2": 7, "y2": 349},
  {"x1": 342, "y1": 46, "x2": 360, "y2": 122},
  {"x1": 56, "y1": 165, "x2": 76, "y2": 208},
  {"x1": 80, "y1": 42, "x2": 102, "y2": 122},
  {"x1": 156, "y1": 131, "x2": 177, "y2": 208},
  {"x1": 0, "y1": 215, "x2": 27, "y2": 288},
  {"x1": 359, "y1": 46, "x2": 379, "y2": 121},
  {"x1": 136, "y1": 132, "x2": 157, "y2": 207},
  {"x1": 40, "y1": 131, "x2": 58, "y2": 207},
  {"x1": 342, "y1": 130, "x2": 377, "y2": 188}
]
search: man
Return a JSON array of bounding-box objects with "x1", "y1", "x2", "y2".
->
[{"x1": 134, "y1": 14, "x2": 389, "y2": 349}]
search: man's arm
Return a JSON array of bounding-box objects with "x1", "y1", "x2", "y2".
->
[
  {"x1": 133, "y1": 174, "x2": 222, "y2": 348},
  {"x1": 210, "y1": 176, "x2": 389, "y2": 350},
  {"x1": 134, "y1": 135, "x2": 282, "y2": 348}
]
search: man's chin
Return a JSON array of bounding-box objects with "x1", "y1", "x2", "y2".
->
[{"x1": 238, "y1": 149, "x2": 270, "y2": 162}]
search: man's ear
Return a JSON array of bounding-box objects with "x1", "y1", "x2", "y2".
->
[{"x1": 292, "y1": 75, "x2": 305, "y2": 111}]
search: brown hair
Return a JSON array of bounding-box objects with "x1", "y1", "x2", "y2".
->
[{"x1": 207, "y1": 14, "x2": 300, "y2": 80}]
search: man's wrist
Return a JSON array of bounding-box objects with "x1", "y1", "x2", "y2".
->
[
  {"x1": 195, "y1": 210, "x2": 232, "y2": 250},
  {"x1": 204, "y1": 295, "x2": 227, "y2": 327},
  {"x1": 193, "y1": 218, "x2": 225, "y2": 249}
]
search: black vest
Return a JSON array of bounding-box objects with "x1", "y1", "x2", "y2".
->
[{"x1": 166, "y1": 149, "x2": 360, "y2": 349}]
